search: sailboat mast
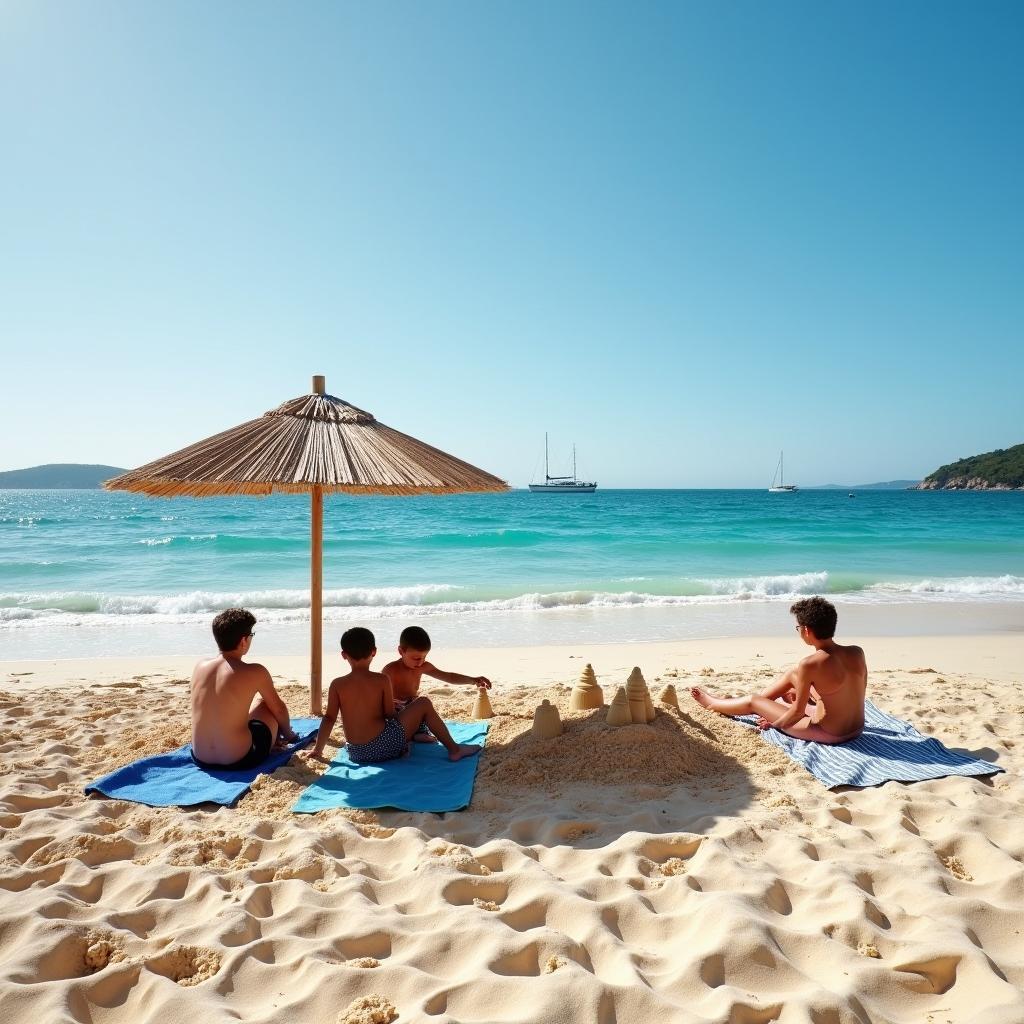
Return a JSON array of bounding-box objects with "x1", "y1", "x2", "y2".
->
[
  {"x1": 780, "y1": 450, "x2": 784, "y2": 487},
  {"x1": 572, "y1": 444, "x2": 577, "y2": 482},
  {"x1": 545, "y1": 432, "x2": 550, "y2": 482}
]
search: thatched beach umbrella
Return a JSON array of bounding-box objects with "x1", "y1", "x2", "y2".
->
[{"x1": 105, "y1": 375, "x2": 508, "y2": 712}]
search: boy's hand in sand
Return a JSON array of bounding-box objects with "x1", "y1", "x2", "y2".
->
[
  {"x1": 755, "y1": 716, "x2": 773, "y2": 730},
  {"x1": 474, "y1": 677, "x2": 492, "y2": 690}
]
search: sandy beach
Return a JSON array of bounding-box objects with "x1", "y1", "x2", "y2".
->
[{"x1": 2, "y1": 633, "x2": 1022, "y2": 1023}]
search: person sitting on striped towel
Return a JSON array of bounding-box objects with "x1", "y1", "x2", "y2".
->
[{"x1": 691, "y1": 596, "x2": 866, "y2": 745}]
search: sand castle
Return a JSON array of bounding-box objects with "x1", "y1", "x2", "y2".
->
[
  {"x1": 625, "y1": 668, "x2": 646, "y2": 722},
  {"x1": 606, "y1": 686, "x2": 633, "y2": 726},
  {"x1": 532, "y1": 699, "x2": 563, "y2": 739},
  {"x1": 569, "y1": 663, "x2": 604, "y2": 711},
  {"x1": 626, "y1": 667, "x2": 656, "y2": 723},
  {"x1": 658, "y1": 683, "x2": 679, "y2": 708},
  {"x1": 472, "y1": 688, "x2": 494, "y2": 719}
]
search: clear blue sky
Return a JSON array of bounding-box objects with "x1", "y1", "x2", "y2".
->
[{"x1": 1, "y1": 1, "x2": 1021, "y2": 487}]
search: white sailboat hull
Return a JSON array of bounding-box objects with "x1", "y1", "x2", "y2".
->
[{"x1": 528, "y1": 483, "x2": 597, "y2": 493}]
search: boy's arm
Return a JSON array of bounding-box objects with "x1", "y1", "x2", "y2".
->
[
  {"x1": 254, "y1": 667, "x2": 297, "y2": 741},
  {"x1": 763, "y1": 660, "x2": 813, "y2": 730},
  {"x1": 381, "y1": 674, "x2": 397, "y2": 718},
  {"x1": 310, "y1": 682, "x2": 341, "y2": 759},
  {"x1": 423, "y1": 662, "x2": 492, "y2": 689}
]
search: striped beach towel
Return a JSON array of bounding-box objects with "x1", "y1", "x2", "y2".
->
[{"x1": 736, "y1": 700, "x2": 1003, "y2": 788}]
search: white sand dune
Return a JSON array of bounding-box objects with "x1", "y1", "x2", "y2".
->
[{"x1": 1, "y1": 637, "x2": 1022, "y2": 1023}]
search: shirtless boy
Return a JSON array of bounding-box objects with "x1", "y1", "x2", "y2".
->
[
  {"x1": 382, "y1": 626, "x2": 492, "y2": 743},
  {"x1": 190, "y1": 608, "x2": 298, "y2": 769},
  {"x1": 691, "y1": 597, "x2": 866, "y2": 744},
  {"x1": 309, "y1": 626, "x2": 481, "y2": 764}
]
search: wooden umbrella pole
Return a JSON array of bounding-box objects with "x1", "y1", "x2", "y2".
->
[{"x1": 310, "y1": 484, "x2": 324, "y2": 714}]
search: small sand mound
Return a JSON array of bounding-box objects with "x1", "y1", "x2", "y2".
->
[
  {"x1": 345, "y1": 957, "x2": 380, "y2": 968},
  {"x1": 148, "y1": 945, "x2": 221, "y2": 986},
  {"x1": 337, "y1": 994, "x2": 397, "y2": 1024},
  {"x1": 941, "y1": 855, "x2": 973, "y2": 881},
  {"x1": 428, "y1": 841, "x2": 492, "y2": 875},
  {"x1": 82, "y1": 930, "x2": 125, "y2": 973},
  {"x1": 658, "y1": 858, "x2": 688, "y2": 877},
  {"x1": 544, "y1": 955, "x2": 567, "y2": 973}
]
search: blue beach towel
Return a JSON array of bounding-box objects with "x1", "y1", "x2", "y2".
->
[
  {"x1": 292, "y1": 720, "x2": 488, "y2": 813},
  {"x1": 737, "y1": 700, "x2": 1002, "y2": 788},
  {"x1": 84, "y1": 718, "x2": 320, "y2": 807}
]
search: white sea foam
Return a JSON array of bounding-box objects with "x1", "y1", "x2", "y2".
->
[
  {"x1": 3, "y1": 574, "x2": 1024, "y2": 630},
  {"x1": 863, "y1": 575, "x2": 1024, "y2": 600}
]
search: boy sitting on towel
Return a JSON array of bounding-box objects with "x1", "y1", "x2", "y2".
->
[
  {"x1": 382, "y1": 625, "x2": 492, "y2": 744},
  {"x1": 309, "y1": 626, "x2": 481, "y2": 764},
  {"x1": 191, "y1": 608, "x2": 298, "y2": 770},
  {"x1": 691, "y1": 596, "x2": 867, "y2": 744}
]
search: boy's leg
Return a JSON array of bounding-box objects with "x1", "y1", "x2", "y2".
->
[
  {"x1": 247, "y1": 695, "x2": 281, "y2": 743},
  {"x1": 395, "y1": 698, "x2": 436, "y2": 742},
  {"x1": 397, "y1": 697, "x2": 481, "y2": 762},
  {"x1": 691, "y1": 689, "x2": 791, "y2": 722}
]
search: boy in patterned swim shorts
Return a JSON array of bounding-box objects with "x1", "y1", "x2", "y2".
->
[
  {"x1": 308, "y1": 627, "x2": 482, "y2": 765},
  {"x1": 382, "y1": 625, "x2": 492, "y2": 744}
]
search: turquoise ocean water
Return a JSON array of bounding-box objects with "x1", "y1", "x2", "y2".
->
[{"x1": 2, "y1": 489, "x2": 1023, "y2": 657}]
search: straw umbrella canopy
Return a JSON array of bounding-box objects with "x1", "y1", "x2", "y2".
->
[{"x1": 105, "y1": 375, "x2": 508, "y2": 712}]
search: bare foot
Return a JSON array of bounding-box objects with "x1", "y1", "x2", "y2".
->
[
  {"x1": 690, "y1": 687, "x2": 714, "y2": 709},
  {"x1": 413, "y1": 733, "x2": 439, "y2": 744},
  {"x1": 448, "y1": 743, "x2": 482, "y2": 762}
]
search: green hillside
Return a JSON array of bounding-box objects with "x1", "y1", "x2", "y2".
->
[
  {"x1": 0, "y1": 464, "x2": 126, "y2": 488},
  {"x1": 919, "y1": 444, "x2": 1024, "y2": 490}
]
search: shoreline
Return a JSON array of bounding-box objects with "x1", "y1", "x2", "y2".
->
[
  {"x1": 4, "y1": 631, "x2": 1022, "y2": 693},
  {"x1": 2, "y1": 597, "x2": 1021, "y2": 662}
]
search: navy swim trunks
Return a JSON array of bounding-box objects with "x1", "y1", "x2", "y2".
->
[
  {"x1": 346, "y1": 717, "x2": 409, "y2": 764},
  {"x1": 192, "y1": 719, "x2": 274, "y2": 771}
]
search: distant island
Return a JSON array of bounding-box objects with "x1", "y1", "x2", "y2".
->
[
  {"x1": 0, "y1": 464, "x2": 127, "y2": 489},
  {"x1": 915, "y1": 443, "x2": 1024, "y2": 490},
  {"x1": 813, "y1": 480, "x2": 920, "y2": 491}
]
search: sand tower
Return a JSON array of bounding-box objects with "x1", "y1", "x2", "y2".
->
[
  {"x1": 569, "y1": 663, "x2": 604, "y2": 711},
  {"x1": 626, "y1": 667, "x2": 648, "y2": 724},
  {"x1": 532, "y1": 699, "x2": 563, "y2": 739},
  {"x1": 658, "y1": 683, "x2": 679, "y2": 708},
  {"x1": 606, "y1": 686, "x2": 632, "y2": 726},
  {"x1": 472, "y1": 688, "x2": 494, "y2": 719}
]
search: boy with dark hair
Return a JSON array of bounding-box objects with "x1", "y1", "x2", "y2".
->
[
  {"x1": 382, "y1": 626, "x2": 492, "y2": 743},
  {"x1": 190, "y1": 608, "x2": 298, "y2": 769},
  {"x1": 691, "y1": 597, "x2": 867, "y2": 744},
  {"x1": 309, "y1": 626, "x2": 481, "y2": 764}
]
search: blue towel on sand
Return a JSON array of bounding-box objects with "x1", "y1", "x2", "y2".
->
[
  {"x1": 84, "y1": 718, "x2": 320, "y2": 807},
  {"x1": 292, "y1": 720, "x2": 488, "y2": 813},
  {"x1": 737, "y1": 700, "x2": 1002, "y2": 788}
]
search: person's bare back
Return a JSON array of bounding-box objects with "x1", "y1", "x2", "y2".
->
[
  {"x1": 690, "y1": 597, "x2": 867, "y2": 745},
  {"x1": 333, "y1": 666, "x2": 390, "y2": 745},
  {"x1": 802, "y1": 642, "x2": 867, "y2": 737},
  {"x1": 190, "y1": 609, "x2": 295, "y2": 768}
]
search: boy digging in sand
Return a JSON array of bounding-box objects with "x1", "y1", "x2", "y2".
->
[
  {"x1": 382, "y1": 626, "x2": 492, "y2": 744},
  {"x1": 691, "y1": 596, "x2": 866, "y2": 744},
  {"x1": 309, "y1": 626, "x2": 481, "y2": 764}
]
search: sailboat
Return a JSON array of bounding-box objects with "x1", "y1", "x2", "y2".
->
[
  {"x1": 529, "y1": 433, "x2": 597, "y2": 492},
  {"x1": 768, "y1": 451, "x2": 798, "y2": 492}
]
